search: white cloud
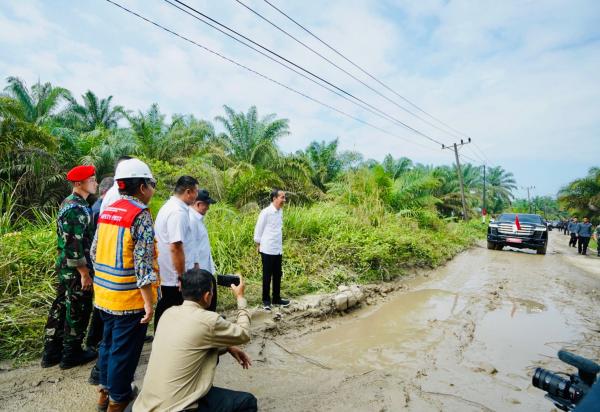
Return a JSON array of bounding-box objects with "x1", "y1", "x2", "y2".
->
[{"x1": 0, "y1": 0, "x2": 598, "y2": 196}]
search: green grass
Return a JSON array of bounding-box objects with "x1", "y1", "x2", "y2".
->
[{"x1": 0, "y1": 200, "x2": 485, "y2": 364}]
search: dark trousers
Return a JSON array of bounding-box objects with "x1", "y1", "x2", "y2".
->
[
  {"x1": 261, "y1": 253, "x2": 282, "y2": 304},
  {"x1": 195, "y1": 386, "x2": 257, "y2": 412},
  {"x1": 98, "y1": 311, "x2": 147, "y2": 402},
  {"x1": 154, "y1": 286, "x2": 183, "y2": 331},
  {"x1": 86, "y1": 307, "x2": 104, "y2": 349},
  {"x1": 578, "y1": 236, "x2": 591, "y2": 255},
  {"x1": 569, "y1": 233, "x2": 578, "y2": 247},
  {"x1": 43, "y1": 270, "x2": 93, "y2": 355}
]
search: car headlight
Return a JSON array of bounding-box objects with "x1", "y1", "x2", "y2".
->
[{"x1": 489, "y1": 223, "x2": 499, "y2": 228}]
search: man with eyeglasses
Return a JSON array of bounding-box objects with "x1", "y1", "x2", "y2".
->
[
  {"x1": 41, "y1": 165, "x2": 99, "y2": 369},
  {"x1": 92, "y1": 158, "x2": 161, "y2": 411}
]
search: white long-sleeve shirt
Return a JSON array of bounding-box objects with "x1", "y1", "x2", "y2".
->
[
  {"x1": 99, "y1": 182, "x2": 120, "y2": 214},
  {"x1": 186, "y1": 209, "x2": 216, "y2": 274},
  {"x1": 254, "y1": 203, "x2": 283, "y2": 255}
]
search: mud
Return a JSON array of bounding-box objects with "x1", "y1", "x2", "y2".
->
[{"x1": 1, "y1": 231, "x2": 599, "y2": 411}]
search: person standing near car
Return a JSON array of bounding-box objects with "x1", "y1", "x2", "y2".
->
[
  {"x1": 576, "y1": 217, "x2": 593, "y2": 255},
  {"x1": 568, "y1": 217, "x2": 579, "y2": 247},
  {"x1": 254, "y1": 188, "x2": 290, "y2": 311}
]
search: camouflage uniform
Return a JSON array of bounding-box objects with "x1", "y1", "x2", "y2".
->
[{"x1": 43, "y1": 193, "x2": 95, "y2": 356}]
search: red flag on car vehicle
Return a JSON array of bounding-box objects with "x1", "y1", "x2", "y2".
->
[{"x1": 515, "y1": 214, "x2": 522, "y2": 231}]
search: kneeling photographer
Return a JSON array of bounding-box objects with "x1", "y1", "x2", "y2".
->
[{"x1": 133, "y1": 268, "x2": 256, "y2": 412}]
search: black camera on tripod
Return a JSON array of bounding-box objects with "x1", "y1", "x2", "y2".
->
[{"x1": 532, "y1": 350, "x2": 600, "y2": 411}]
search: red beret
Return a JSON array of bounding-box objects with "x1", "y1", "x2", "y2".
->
[{"x1": 66, "y1": 165, "x2": 96, "y2": 182}]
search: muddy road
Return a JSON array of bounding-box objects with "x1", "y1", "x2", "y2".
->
[{"x1": 1, "y1": 231, "x2": 599, "y2": 411}]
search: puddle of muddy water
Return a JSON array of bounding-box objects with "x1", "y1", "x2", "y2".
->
[
  {"x1": 292, "y1": 289, "x2": 464, "y2": 371},
  {"x1": 292, "y1": 287, "x2": 583, "y2": 381},
  {"x1": 470, "y1": 299, "x2": 581, "y2": 376}
]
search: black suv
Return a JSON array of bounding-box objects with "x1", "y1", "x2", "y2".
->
[{"x1": 487, "y1": 213, "x2": 548, "y2": 255}]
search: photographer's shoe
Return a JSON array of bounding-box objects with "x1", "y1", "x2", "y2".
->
[
  {"x1": 273, "y1": 299, "x2": 290, "y2": 307},
  {"x1": 263, "y1": 302, "x2": 272, "y2": 311}
]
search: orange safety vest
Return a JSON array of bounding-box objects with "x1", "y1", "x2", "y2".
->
[{"x1": 93, "y1": 198, "x2": 159, "y2": 312}]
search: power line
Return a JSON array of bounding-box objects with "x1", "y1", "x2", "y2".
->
[
  {"x1": 473, "y1": 141, "x2": 491, "y2": 165},
  {"x1": 103, "y1": 0, "x2": 442, "y2": 156},
  {"x1": 465, "y1": 145, "x2": 486, "y2": 164},
  {"x1": 160, "y1": 0, "x2": 434, "y2": 143},
  {"x1": 262, "y1": 0, "x2": 472, "y2": 142},
  {"x1": 165, "y1": 0, "x2": 446, "y2": 146},
  {"x1": 233, "y1": 0, "x2": 461, "y2": 144},
  {"x1": 459, "y1": 151, "x2": 479, "y2": 164}
]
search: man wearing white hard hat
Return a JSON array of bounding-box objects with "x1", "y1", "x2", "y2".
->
[{"x1": 92, "y1": 158, "x2": 161, "y2": 412}]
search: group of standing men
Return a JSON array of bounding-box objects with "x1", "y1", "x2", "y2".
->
[
  {"x1": 564, "y1": 217, "x2": 599, "y2": 256},
  {"x1": 40, "y1": 156, "x2": 290, "y2": 411}
]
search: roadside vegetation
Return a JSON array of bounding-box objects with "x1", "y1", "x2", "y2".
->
[{"x1": 1, "y1": 76, "x2": 519, "y2": 363}]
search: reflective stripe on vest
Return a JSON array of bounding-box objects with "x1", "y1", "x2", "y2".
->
[{"x1": 93, "y1": 198, "x2": 158, "y2": 312}]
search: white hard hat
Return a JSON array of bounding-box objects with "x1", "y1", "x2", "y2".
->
[{"x1": 114, "y1": 158, "x2": 154, "y2": 180}]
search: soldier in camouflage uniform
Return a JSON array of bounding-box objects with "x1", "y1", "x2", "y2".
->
[{"x1": 41, "y1": 165, "x2": 99, "y2": 369}]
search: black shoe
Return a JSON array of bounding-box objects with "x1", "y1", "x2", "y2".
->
[
  {"x1": 88, "y1": 364, "x2": 100, "y2": 385},
  {"x1": 143, "y1": 335, "x2": 154, "y2": 343},
  {"x1": 60, "y1": 348, "x2": 98, "y2": 370},
  {"x1": 40, "y1": 352, "x2": 61, "y2": 368},
  {"x1": 273, "y1": 299, "x2": 290, "y2": 307},
  {"x1": 263, "y1": 302, "x2": 272, "y2": 311}
]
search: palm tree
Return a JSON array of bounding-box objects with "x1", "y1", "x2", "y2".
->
[
  {"x1": 303, "y1": 139, "x2": 343, "y2": 191},
  {"x1": 388, "y1": 168, "x2": 441, "y2": 211},
  {"x1": 214, "y1": 105, "x2": 289, "y2": 167},
  {"x1": 125, "y1": 104, "x2": 212, "y2": 162},
  {"x1": 78, "y1": 128, "x2": 139, "y2": 178},
  {"x1": 485, "y1": 166, "x2": 517, "y2": 213},
  {"x1": 3, "y1": 76, "x2": 71, "y2": 125},
  {"x1": 431, "y1": 165, "x2": 478, "y2": 217},
  {"x1": 0, "y1": 115, "x2": 65, "y2": 211},
  {"x1": 558, "y1": 167, "x2": 600, "y2": 218},
  {"x1": 62, "y1": 90, "x2": 124, "y2": 131},
  {"x1": 381, "y1": 154, "x2": 413, "y2": 179}
]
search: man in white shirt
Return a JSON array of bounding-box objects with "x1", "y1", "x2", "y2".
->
[
  {"x1": 98, "y1": 155, "x2": 132, "y2": 214},
  {"x1": 153, "y1": 176, "x2": 199, "y2": 330},
  {"x1": 254, "y1": 188, "x2": 289, "y2": 311},
  {"x1": 188, "y1": 189, "x2": 218, "y2": 311}
]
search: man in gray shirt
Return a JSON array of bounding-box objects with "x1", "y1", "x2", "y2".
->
[
  {"x1": 577, "y1": 217, "x2": 593, "y2": 255},
  {"x1": 568, "y1": 217, "x2": 579, "y2": 248}
]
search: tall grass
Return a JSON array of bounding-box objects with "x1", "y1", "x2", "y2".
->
[{"x1": 0, "y1": 190, "x2": 485, "y2": 364}]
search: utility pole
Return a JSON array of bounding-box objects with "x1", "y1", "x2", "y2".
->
[
  {"x1": 521, "y1": 185, "x2": 535, "y2": 213},
  {"x1": 482, "y1": 164, "x2": 487, "y2": 223},
  {"x1": 442, "y1": 138, "x2": 471, "y2": 220}
]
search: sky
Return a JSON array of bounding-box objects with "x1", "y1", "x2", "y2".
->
[{"x1": 1, "y1": 0, "x2": 599, "y2": 197}]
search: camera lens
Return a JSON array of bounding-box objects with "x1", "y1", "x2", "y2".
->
[{"x1": 532, "y1": 368, "x2": 584, "y2": 404}]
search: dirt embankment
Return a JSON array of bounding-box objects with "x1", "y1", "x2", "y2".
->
[{"x1": 1, "y1": 231, "x2": 599, "y2": 411}]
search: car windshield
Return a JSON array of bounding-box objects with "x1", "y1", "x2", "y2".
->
[{"x1": 497, "y1": 214, "x2": 543, "y2": 224}]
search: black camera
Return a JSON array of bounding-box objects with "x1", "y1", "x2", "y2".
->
[
  {"x1": 532, "y1": 350, "x2": 599, "y2": 411},
  {"x1": 216, "y1": 274, "x2": 240, "y2": 287}
]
